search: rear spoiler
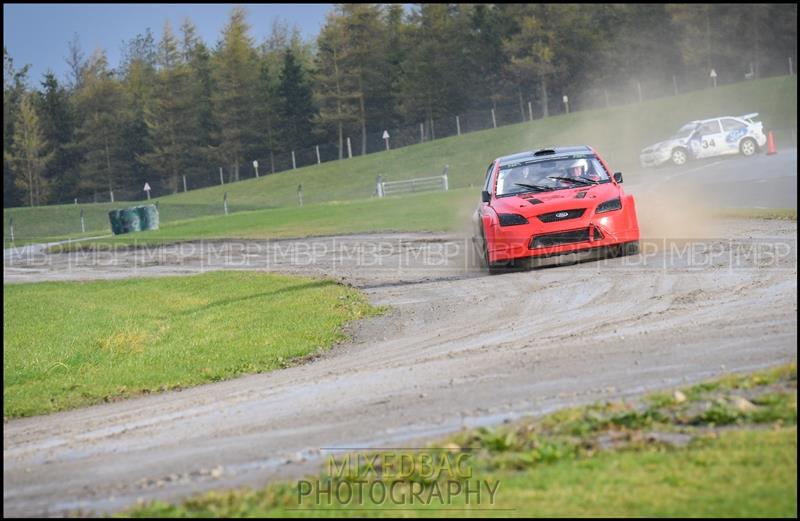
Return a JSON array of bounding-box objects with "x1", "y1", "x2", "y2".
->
[{"x1": 740, "y1": 113, "x2": 759, "y2": 123}]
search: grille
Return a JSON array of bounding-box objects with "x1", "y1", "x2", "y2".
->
[
  {"x1": 537, "y1": 208, "x2": 586, "y2": 223},
  {"x1": 530, "y1": 228, "x2": 591, "y2": 248}
]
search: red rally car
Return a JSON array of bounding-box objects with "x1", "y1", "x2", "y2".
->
[{"x1": 473, "y1": 146, "x2": 640, "y2": 270}]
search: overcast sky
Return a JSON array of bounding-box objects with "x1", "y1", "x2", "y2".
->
[{"x1": 4, "y1": 3, "x2": 334, "y2": 85}]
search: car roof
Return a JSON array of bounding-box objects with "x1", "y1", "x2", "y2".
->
[{"x1": 497, "y1": 145, "x2": 593, "y2": 165}]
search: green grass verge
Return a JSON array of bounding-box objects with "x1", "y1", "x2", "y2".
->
[
  {"x1": 48, "y1": 188, "x2": 478, "y2": 252},
  {"x1": 5, "y1": 76, "x2": 796, "y2": 243},
  {"x1": 122, "y1": 364, "x2": 797, "y2": 517},
  {"x1": 3, "y1": 272, "x2": 380, "y2": 418}
]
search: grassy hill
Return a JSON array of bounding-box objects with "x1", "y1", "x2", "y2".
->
[{"x1": 4, "y1": 75, "x2": 796, "y2": 245}]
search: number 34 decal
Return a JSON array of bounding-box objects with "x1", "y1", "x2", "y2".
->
[{"x1": 702, "y1": 139, "x2": 716, "y2": 148}]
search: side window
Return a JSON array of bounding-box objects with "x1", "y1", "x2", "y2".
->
[
  {"x1": 483, "y1": 162, "x2": 495, "y2": 192},
  {"x1": 721, "y1": 118, "x2": 747, "y2": 131},
  {"x1": 699, "y1": 120, "x2": 722, "y2": 135}
]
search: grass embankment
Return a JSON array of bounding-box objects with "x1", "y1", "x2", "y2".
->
[
  {"x1": 124, "y1": 364, "x2": 797, "y2": 517},
  {"x1": 3, "y1": 272, "x2": 380, "y2": 418},
  {"x1": 4, "y1": 75, "x2": 796, "y2": 244}
]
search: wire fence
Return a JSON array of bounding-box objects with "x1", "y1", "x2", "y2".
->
[{"x1": 29, "y1": 62, "x2": 800, "y2": 205}]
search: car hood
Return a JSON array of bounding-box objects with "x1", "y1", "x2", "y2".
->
[
  {"x1": 493, "y1": 183, "x2": 620, "y2": 218},
  {"x1": 641, "y1": 137, "x2": 688, "y2": 153}
]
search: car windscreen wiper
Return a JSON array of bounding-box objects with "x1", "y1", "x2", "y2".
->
[
  {"x1": 547, "y1": 176, "x2": 597, "y2": 186},
  {"x1": 513, "y1": 183, "x2": 555, "y2": 192}
]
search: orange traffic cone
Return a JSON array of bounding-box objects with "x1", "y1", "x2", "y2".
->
[{"x1": 766, "y1": 131, "x2": 777, "y2": 155}]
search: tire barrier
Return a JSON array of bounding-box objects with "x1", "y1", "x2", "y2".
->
[{"x1": 108, "y1": 204, "x2": 160, "y2": 235}]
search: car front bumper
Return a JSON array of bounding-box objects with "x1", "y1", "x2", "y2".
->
[
  {"x1": 487, "y1": 207, "x2": 640, "y2": 263},
  {"x1": 640, "y1": 148, "x2": 670, "y2": 167}
]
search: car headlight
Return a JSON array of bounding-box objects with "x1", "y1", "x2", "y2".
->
[
  {"x1": 596, "y1": 197, "x2": 622, "y2": 214},
  {"x1": 498, "y1": 213, "x2": 529, "y2": 226}
]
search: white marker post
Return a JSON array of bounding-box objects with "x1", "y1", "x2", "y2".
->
[
  {"x1": 562, "y1": 95, "x2": 569, "y2": 114},
  {"x1": 710, "y1": 68, "x2": 718, "y2": 88},
  {"x1": 80, "y1": 208, "x2": 85, "y2": 233},
  {"x1": 253, "y1": 160, "x2": 259, "y2": 178},
  {"x1": 347, "y1": 137, "x2": 353, "y2": 159},
  {"x1": 143, "y1": 182, "x2": 151, "y2": 200},
  {"x1": 491, "y1": 108, "x2": 497, "y2": 129},
  {"x1": 219, "y1": 166, "x2": 224, "y2": 185},
  {"x1": 382, "y1": 130, "x2": 390, "y2": 151}
]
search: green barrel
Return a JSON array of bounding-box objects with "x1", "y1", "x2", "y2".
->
[{"x1": 108, "y1": 204, "x2": 159, "y2": 235}]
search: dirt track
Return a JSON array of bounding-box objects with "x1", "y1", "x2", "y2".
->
[{"x1": 3, "y1": 216, "x2": 797, "y2": 516}]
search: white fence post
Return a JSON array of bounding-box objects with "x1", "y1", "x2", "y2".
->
[
  {"x1": 491, "y1": 108, "x2": 497, "y2": 129},
  {"x1": 291, "y1": 150, "x2": 297, "y2": 169},
  {"x1": 80, "y1": 208, "x2": 85, "y2": 233},
  {"x1": 316, "y1": 145, "x2": 321, "y2": 164},
  {"x1": 223, "y1": 191, "x2": 228, "y2": 215},
  {"x1": 456, "y1": 115, "x2": 461, "y2": 136},
  {"x1": 442, "y1": 164, "x2": 449, "y2": 191},
  {"x1": 528, "y1": 101, "x2": 533, "y2": 121},
  {"x1": 219, "y1": 166, "x2": 224, "y2": 185},
  {"x1": 419, "y1": 123, "x2": 424, "y2": 143},
  {"x1": 182, "y1": 174, "x2": 187, "y2": 192},
  {"x1": 347, "y1": 137, "x2": 353, "y2": 159},
  {"x1": 376, "y1": 175, "x2": 384, "y2": 198}
]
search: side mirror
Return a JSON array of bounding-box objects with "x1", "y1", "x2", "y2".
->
[
  {"x1": 481, "y1": 190, "x2": 491, "y2": 203},
  {"x1": 613, "y1": 172, "x2": 623, "y2": 183}
]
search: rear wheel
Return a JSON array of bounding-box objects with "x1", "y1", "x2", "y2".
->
[
  {"x1": 740, "y1": 137, "x2": 758, "y2": 157},
  {"x1": 670, "y1": 148, "x2": 689, "y2": 166}
]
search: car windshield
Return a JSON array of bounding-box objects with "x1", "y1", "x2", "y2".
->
[
  {"x1": 495, "y1": 155, "x2": 610, "y2": 197},
  {"x1": 672, "y1": 123, "x2": 698, "y2": 139}
]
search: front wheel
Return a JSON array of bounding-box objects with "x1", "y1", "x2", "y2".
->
[
  {"x1": 740, "y1": 137, "x2": 758, "y2": 157},
  {"x1": 670, "y1": 148, "x2": 689, "y2": 166}
]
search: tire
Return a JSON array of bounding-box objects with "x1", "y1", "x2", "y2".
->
[
  {"x1": 670, "y1": 147, "x2": 689, "y2": 166},
  {"x1": 478, "y1": 232, "x2": 513, "y2": 274},
  {"x1": 739, "y1": 137, "x2": 758, "y2": 157},
  {"x1": 620, "y1": 241, "x2": 640, "y2": 256}
]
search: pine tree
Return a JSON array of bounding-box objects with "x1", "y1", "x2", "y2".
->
[
  {"x1": 276, "y1": 49, "x2": 316, "y2": 152},
  {"x1": 35, "y1": 73, "x2": 81, "y2": 203},
  {"x1": 211, "y1": 6, "x2": 259, "y2": 182},
  {"x1": 3, "y1": 47, "x2": 31, "y2": 207},
  {"x1": 314, "y1": 11, "x2": 359, "y2": 159},
  {"x1": 140, "y1": 22, "x2": 202, "y2": 194},
  {"x1": 72, "y1": 50, "x2": 125, "y2": 202},
  {"x1": 4, "y1": 93, "x2": 53, "y2": 206}
]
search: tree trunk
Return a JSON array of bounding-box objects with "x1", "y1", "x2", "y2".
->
[
  {"x1": 338, "y1": 121, "x2": 343, "y2": 160},
  {"x1": 540, "y1": 78, "x2": 549, "y2": 118},
  {"x1": 26, "y1": 161, "x2": 34, "y2": 207},
  {"x1": 359, "y1": 91, "x2": 367, "y2": 156},
  {"x1": 104, "y1": 141, "x2": 114, "y2": 198}
]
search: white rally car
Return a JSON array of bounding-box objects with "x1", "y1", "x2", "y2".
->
[{"x1": 640, "y1": 113, "x2": 768, "y2": 167}]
